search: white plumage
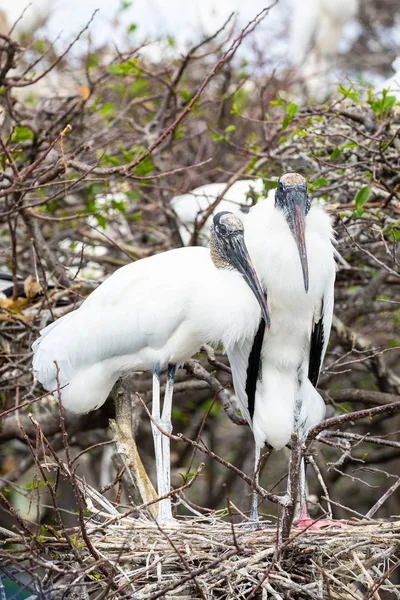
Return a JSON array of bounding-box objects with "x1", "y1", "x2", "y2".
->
[
  {"x1": 32, "y1": 213, "x2": 269, "y2": 525},
  {"x1": 227, "y1": 173, "x2": 336, "y2": 522},
  {"x1": 247, "y1": 197, "x2": 334, "y2": 448},
  {"x1": 289, "y1": 0, "x2": 359, "y2": 100},
  {"x1": 33, "y1": 247, "x2": 265, "y2": 413},
  {"x1": 171, "y1": 179, "x2": 274, "y2": 245}
]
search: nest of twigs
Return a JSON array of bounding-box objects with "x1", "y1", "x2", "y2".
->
[{"x1": 1, "y1": 479, "x2": 399, "y2": 600}]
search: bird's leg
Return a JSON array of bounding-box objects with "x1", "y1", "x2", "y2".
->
[
  {"x1": 151, "y1": 362, "x2": 166, "y2": 523},
  {"x1": 157, "y1": 363, "x2": 176, "y2": 525},
  {"x1": 249, "y1": 444, "x2": 262, "y2": 527},
  {"x1": 295, "y1": 456, "x2": 307, "y2": 522},
  {"x1": 294, "y1": 451, "x2": 350, "y2": 530}
]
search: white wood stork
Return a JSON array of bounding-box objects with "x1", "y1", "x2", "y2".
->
[
  {"x1": 228, "y1": 172, "x2": 336, "y2": 524},
  {"x1": 0, "y1": 0, "x2": 53, "y2": 39},
  {"x1": 171, "y1": 179, "x2": 275, "y2": 246},
  {"x1": 32, "y1": 212, "x2": 270, "y2": 525},
  {"x1": 289, "y1": 0, "x2": 359, "y2": 100}
]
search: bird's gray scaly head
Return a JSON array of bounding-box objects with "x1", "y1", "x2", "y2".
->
[
  {"x1": 210, "y1": 211, "x2": 270, "y2": 326},
  {"x1": 275, "y1": 172, "x2": 310, "y2": 292}
]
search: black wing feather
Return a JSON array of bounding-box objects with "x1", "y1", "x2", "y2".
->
[
  {"x1": 246, "y1": 318, "x2": 266, "y2": 421},
  {"x1": 308, "y1": 298, "x2": 325, "y2": 387}
]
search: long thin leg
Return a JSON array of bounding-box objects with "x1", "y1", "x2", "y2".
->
[
  {"x1": 157, "y1": 363, "x2": 176, "y2": 524},
  {"x1": 151, "y1": 363, "x2": 165, "y2": 524},
  {"x1": 249, "y1": 444, "x2": 261, "y2": 525},
  {"x1": 294, "y1": 456, "x2": 307, "y2": 522}
]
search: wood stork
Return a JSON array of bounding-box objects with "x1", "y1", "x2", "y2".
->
[
  {"x1": 171, "y1": 179, "x2": 275, "y2": 246},
  {"x1": 0, "y1": 0, "x2": 53, "y2": 39},
  {"x1": 32, "y1": 212, "x2": 270, "y2": 525},
  {"x1": 289, "y1": 0, "x2": 359, "y2": 100},
  {"x1": 228, "y1": 172, "x2": 336, "y2": 524}
]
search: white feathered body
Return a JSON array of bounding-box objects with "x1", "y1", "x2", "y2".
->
[
  {"x1": 229, "y1": 198, "x2": 336, "y2": 450},
  {"x1": 32, "y1": 247, "x2": 264, "y2": 414}
]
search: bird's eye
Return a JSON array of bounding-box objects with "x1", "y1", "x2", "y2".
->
[{"x1": 218, "y1": 224, "x2": 227, "y2": 235}]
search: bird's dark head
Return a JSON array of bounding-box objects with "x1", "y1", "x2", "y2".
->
[
  {"x1": 210, "y1": 211, "x2": 270, "y2": 326},
  {"x1": 212, "y1": 211, "x2": 244, "y2": 238},
  {"x1": 275, "y1": 172, "x2": 310, "y2": 292}
]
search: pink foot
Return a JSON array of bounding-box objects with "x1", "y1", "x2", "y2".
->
[
  {"x1": 294, "y1": 505, "x2": 350, "y2": 530},
  {"x1": 294, "y1": 516, "x2": 349, "y2": 530}
]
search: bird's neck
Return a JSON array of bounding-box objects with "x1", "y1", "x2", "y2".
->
[{"x1": 209, "y1": 233, "x2": 231, "y2": 271}]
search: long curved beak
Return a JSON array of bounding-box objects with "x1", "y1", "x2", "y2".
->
[
  {"x1": 286, "y1": 192, "x2": 309, "y2": 292},
  {"x1": 227, "y1": 235, "x2": 271, "y2": 327}
]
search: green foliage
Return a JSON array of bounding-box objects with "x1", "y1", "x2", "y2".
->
[
  {"x1": 25, "y1": 480, "x2": 52, "y2": 491},
  {"x1": 270, "y1": 95, "x2": 298, "y2": 131},
  {"x1": 180, "y1": 89, "x2": 192, "y2": 104},
  {"x1": 11, "y1": 126, "x2": 34, "y2": 142},
  {"x1": 353, "y1": 185, "x2": 370, "y2": 218},
  {"x1": 367, "y1": 88, "x2": 398, "y2": 116},
  {"x1": 106, "y1": 59, "x2": 140, "y2": 77},
  {"x1": 383, "y1": 221, "x2": 400, "y2": 242},
  {"x1": 178, "y1": 471, "x2": 196, "y2": 484},
  {"x1": 337, "y1": 84, "x2": 359, "y2": 103}
]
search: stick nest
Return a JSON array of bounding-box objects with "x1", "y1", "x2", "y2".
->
[{"x1": 1, "y1": 483, "x2": 399, "y2": 600}]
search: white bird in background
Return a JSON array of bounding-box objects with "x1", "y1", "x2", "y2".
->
[
  {"x1": 32, "y1": 212, "x2": 270, "y2": 526},
  {"x1": 375, "y1": 57, "x2": 400, "y2": 101},
  {"x1": 228, "y1": 173, "x2": 336, "y2": 524},
  {"x1": 0, "y1": 0, "x2": 53, "y2": 38},
  {"x1": 172, "y1": 179, "x2": 275, "y2": 246},
  {"x1": 289, "y1": 0, "x2": 359, "y2": 101}
]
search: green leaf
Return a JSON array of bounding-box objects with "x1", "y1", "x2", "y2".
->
[
  {"x1": 174, "y1": 123, "x2": 184, "y2": 140},
  {"x1": 111, "y1": 199, "x2": 126, "y2": 213},
  {"x1": 127, "y1": 23, "x2": 137, "y2": 33},
  {"x1": 180, "y1": 89, "x2": 191, "y2": 104},
  {"x1": 287, "y1": 101, "x2": 298, "y2": 118},
  {"x1": 106, "y1": 59, "x2": 139, "y2": 77},
  {"x1": 12, "y1": 126, "x2": 34, "y2": 142},
  {"x1": 99, "y1": 102, "x2": 114, "y2": 118},
  {"x1": 312, "y1": 177, "x2": 329, "y2": 187},
  {"x1": 282, "y1": 115, "x2": 290, "y2": 131},
  {"x1": 209, "y1": 131, "x2": 224, "y2": 142},
  {"x1": 225, "y1": 124, "x2": 236, "y2": 133},
  {"x1": 355, "y1": 186, "x2": 370, "y2": 210},
  {"x1": 95, "y1": 215, "x2": 107, "y2": 229},
  {"x1": 230, "y1": 102, "x2": 239, "y2": 115},
  {"x1": 330, "y1": 147, "x2": 341, "y2": 160},
  {"x1": 337, "y1": 84, "x2": 359, "y2": 103},
  {"x1": 386, "y1": 339, "x2": 400, "y2": 349},
  {"x1": 341, "y1": 142, "x2": 357, "y2": 150}
]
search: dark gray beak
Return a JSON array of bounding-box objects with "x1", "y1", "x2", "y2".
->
[
  {"x1": 226, "y1": 234, "x2": 271, "y2": 327},
  {"x1": 286, "y1": 189, "x2": 309, "y2": 292}
]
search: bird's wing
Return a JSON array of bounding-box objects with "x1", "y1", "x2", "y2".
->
[
  {"x1": 308, "y1": 280, "x2": 334, "y2": 387},
  {"x1": 226, "y1": 319, "x2": 266, "y2": 428},
  {"x1": 32, "y1": 248, "x2": 204, "y2": 405}
]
